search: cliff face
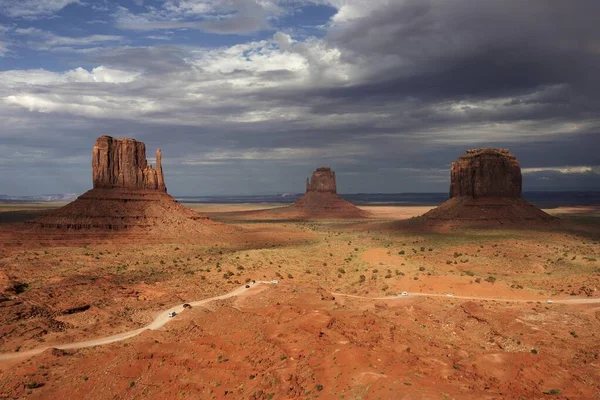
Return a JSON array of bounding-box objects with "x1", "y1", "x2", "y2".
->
[
  {"x1": 450, "y1": 148, "x2": 521, "y2": 198},
  {"x1": 306, "y1": 167, "x2": 337, "y2": 194},
  {"x1": 92, "y1": 136, "x2": 166, "y2": 192}
]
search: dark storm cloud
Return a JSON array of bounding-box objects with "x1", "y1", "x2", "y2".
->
[{"x1": 1, "y1": 0, "x2": 600, "y2": 195}]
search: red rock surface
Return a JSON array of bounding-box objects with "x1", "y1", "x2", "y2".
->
[
  {"x1": 305, "y1": 167, "x2": 337, "y2": 193},
  {"x1": 92, "y1": 135, "x2": 166, "y2": 192},
  {"x1": 450, "y1": 148, "x2": 521, "y2": 198}
]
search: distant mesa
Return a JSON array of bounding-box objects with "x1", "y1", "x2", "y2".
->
[
  {"x1": 27, "y1": 135, "x2": 223, "y2": 237},
  {"x1": 294, "y1": 166, "x2": 367, "y2": 219},
  {"x1": 417, "y1": 148, "x2": 556, "y2": 227}
]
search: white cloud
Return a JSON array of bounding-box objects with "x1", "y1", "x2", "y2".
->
[
  {"x1": 14, "y1": 28, "x2": 124, "y2": 51},
  {"x1": 522, "y1": 166, "x2": 600, "y2": 175},
  {"x1": 0, "y1": 66, "x2": 139, "y2": 85},
  {"x1": 1, "y1": 0, "x2": 79, "y2": 18}
]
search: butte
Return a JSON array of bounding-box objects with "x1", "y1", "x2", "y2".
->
[
  {"x1": 293, "y1": 167, "x2": 367, "y2": 219},
  {"x1": 17, "y1": 135, "x2": 230, "y2": 244},
  {"x1": 414, "y1": 148, "x2": 556, "y2": 228}
]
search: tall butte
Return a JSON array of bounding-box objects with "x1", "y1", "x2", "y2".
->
[
  {"x1": 419, "y1": 148, "x2": 555, "y2": 226},
  {"x1": 92, "y1": 136, "x2": 166, "y2": 191},
  {"x1": 30, "y1": 135, "x2": 221, "y2": 237},
  {"x1": 294, "y1": 167, "x2": 366, "y2": 218}
]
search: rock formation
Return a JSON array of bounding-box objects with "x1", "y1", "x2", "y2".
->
[
  {"x1": 306, "y1": 167, "x2": 337, "y2": 193},
  {"x1": 26, "y1": 135, "x2": 228, "y2": 239},
  {"x1": 92, "y1": 136, "x2": 166, "y2": 191},
  {"x1": 449, "y1": 148, "x2": 521, "y2": 198},
  {"x1": 418, "y1": 148, "x2": 555, "y2": 227},
  {"x1": 294, "y1": 167, "x2": 366, "y2": 219}
]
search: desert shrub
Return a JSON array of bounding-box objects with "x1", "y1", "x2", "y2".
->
[
  {"x1": 399, "y1": 250, "x2": 405, "y2": 255},
  {"x1": 419, "y1": 267, "x2": 425, "y2": 271},
  {"x1": 485, "y1": 276, "x2": 497, "y2": 283}
]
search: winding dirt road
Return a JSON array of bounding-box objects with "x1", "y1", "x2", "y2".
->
[
  {"x1": 2, "y1": 282, "x2": 598, "y2": 363},
  {"x1": 0, "y1": 281, "x2": 271, "y2": 362}
]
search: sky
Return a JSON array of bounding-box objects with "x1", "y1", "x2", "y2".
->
[{"x1": 0, "y1": 0, "x2": 599, "y2": 196}]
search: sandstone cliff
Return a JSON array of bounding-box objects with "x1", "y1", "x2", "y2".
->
[
  {"x1": 92, "y1": 136, "x2": 166, "y2": 192},
  {"x1": 418, "y1": 148, "x2": 555, "y2": 227},
  {"x1": 305, "y1": 167, "x2": 337, "y2": 194},
  {"x1": 450, "y1": 148, "x2": 521, "y2": 198}
]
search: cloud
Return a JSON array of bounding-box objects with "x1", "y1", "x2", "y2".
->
[
  {"x1": 1, "y1": 0, "x2": 599, "y2": 195},
  {"x1": 522, "y1": 166, "x2": 600, "y2": 175},
  {"x1": 0, "y1": 0, "x2": 79, "y2": 18},
  {"x1": 14, "y1": 28, "x2": 124, "y2": 51}
]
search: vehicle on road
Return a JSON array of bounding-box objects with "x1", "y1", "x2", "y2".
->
[
  {"x1": 401, "y1": 291, "x2": 408, "y2": 296},
  {"x1": 168, "y1": 311, "x2": 177, "y2": 318},
  {"x1": 446, "y1": 293, "x2": 453, "y2": 297},
  {"x1": 546, "y1": 300, "x2": 553, "y2": 304},
  {"x1": 245, "y1": 285, "x2": 250, "y2": 288},
  {"x1": 183, "y1": 304, "x2": 191, "y2": 309},
  {"x1": 271, "y1": 280, "x2": 279, "y2": 284}
]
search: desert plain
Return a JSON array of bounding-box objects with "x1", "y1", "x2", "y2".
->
[{"x1": 0, "y1": 201, "x2": 599, "y2": 400}]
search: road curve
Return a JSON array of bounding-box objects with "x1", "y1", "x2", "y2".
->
[
  {"x1": 2, "y1": 282, "x2": 598, "y2": 363},
  {"x1": 0, "y1": 281, "x2": 273, "y2": 362}
]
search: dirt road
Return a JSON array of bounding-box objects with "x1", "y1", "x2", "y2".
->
[
  {"x1": 2, "y1": 282, "x2": 598, "y2": 363},
  {"x1": 0, "y1": 281, "x2": 271, "y2": 362}
]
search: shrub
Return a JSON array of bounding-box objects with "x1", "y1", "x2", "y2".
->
[{"x1": 485, "y1": 276, "x2": 497, "y2": 283}]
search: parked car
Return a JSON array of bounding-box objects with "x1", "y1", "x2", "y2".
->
[
  {"x1": 245, "y1": 285, "x2": 250, "y2": 288},
  {"x1": 401, "y1": 291, "x2": 409, "y2": 296},
  {"x1": 168, "y1": 311, "x2": 177, "y2": 318},
  {"x1": 271, "y1": 279, "x2": 279, "y2": 284}
]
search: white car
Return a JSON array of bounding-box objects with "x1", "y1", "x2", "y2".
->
[
  {"x1": 446, "y1": 293, "x2": 453, "y2": 298},
  {"x1": 546, "y1": 300, "x2": 553, "y2": 304},
  {"x1": 401, "y1": 291, "x2": 409, "y2": 296},
  {"x1": 168, "y1": 311, "x2": 177, "y2": 318},
  {"x1": 271, "y1": 279, "x2": 279, "y2": 284}
]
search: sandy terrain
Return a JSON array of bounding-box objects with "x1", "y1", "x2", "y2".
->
[{"x1": 1, "y1": 203, "x2": 599, "y2": 399}]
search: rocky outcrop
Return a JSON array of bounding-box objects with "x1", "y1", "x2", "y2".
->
[
  {"x1": 92, "y1": 136, "x2": 166, "y2": 192},
  {"x1": 24, "y1": 135, "x2": 232, "y2": 239},
  {"x1": 306, "y1": 167, "x2": 337, "y2": 194},
  {"x1": 416, "y1": 148, "x2": 556, "y2": 228},
  {"x1": 295, "y1": 167, "x2": 366, "y2": 219},
  {"x1": 450, "y1": 148, "x2": 521, "y2": 198}
]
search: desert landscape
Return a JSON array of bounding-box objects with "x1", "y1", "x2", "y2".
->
[{"x1": 0, "y1": 139, "x2": 598, "y2": 400}]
